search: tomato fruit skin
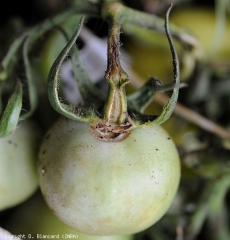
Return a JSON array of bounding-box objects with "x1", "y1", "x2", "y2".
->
[
  {"x1": 38, "y1": 117, "x2": 180, "y2": 235},
  {"x1": 170, "y1": 7, "x2": 230, "y2": 61},
  {"x1": 0, "y1": 121, "x2": 41, "y2": 211},
  {"x1": 4, "y1": 191, "x2": 134, "y2": 240}
]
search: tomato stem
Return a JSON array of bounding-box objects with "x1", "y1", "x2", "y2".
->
[
  {"x1": 46, "y1": 2, "x2": 181, "y2": 142},
  {"x1": 102, "y1": 3, "x2": 180, "y2": 128},
  {"x1": 104, "y1": 23, "x2": 129, "y2": 125}
]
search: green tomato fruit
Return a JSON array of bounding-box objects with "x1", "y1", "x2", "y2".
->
[
  {"x1": 38, "y1": 117, "x2": 181, "y2": 235},
  {"x1": 125, "y1": 40, "x2": 173, "y2": 84},
  {"x1": 32, "y1": 15, "x2": 82, "y2": 82},
  {"x1": 0, "y1": 121, "x2": 41, "y2": 211},
  {"x1": 4, "y1": 191, "x2": 134, "y2": 240},
  {"x1": 170, "y1": 7, "x2": 230, "y2": 61}
]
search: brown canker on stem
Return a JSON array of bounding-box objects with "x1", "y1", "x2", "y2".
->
[
  {"x1": 90, "y1": 23, "x2": 134, "y2": 142},
  {"x1": 105, "y1": 25, "x2": 128, "y2": 84}
]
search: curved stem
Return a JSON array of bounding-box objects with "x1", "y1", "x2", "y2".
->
[
  {"x1": 0, "y1": 8, "x2": 84, "y2": 82},
  {"x1": 102, "y1": 2, "x2": 198, "y2": 49},
  {"x1": 21, "y1": 36, "x2": 38, "y2": 119},
  {"x1": 101, "y1": 2, "x2": 180, "y2": 129}
]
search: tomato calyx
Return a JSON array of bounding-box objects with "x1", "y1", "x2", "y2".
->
[
  {"x1": 90, "y1": 117, "x2": 134, "y2": 142},
  {"x1": 47, "y1": 3, "x2": 180, "y2": 142}
]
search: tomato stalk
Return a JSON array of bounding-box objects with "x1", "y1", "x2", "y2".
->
[
  {"x1": 37, "y1": 2, "x2": 182, "y2": 235},
  {"x1": 92, "y1": 2, "x2": 180, "y2": 139},
  {"x1": 47, "y1": 2, "x2": 180, "y2": 142},
  {"x1": 0, "y1": 0, "x2": 198, "y2": 136},
  {"x1": 89, "y1": 19, "x2": 134, "y2": 142},
  {"x1": 104, "y1": 23, "x2": 129, "y2": 125}
]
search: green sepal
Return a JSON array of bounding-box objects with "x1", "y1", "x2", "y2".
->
[
  {"x1": 47, "y1": 16, "x2": 100, "y2": 123},
  {"x1": 136, "y1": 3, "x2": 180, "y2": 128},
  {"x1": 56, "y1": 25, "x2": 106, "y2": 111},
  {"x1": 0, "y1": 80, "x2": 23, "y2": 138},
  {"x1": 128, "y1": 77, "x2": 163, "y2": 114},
  {"x1": 128, "y1": 77, "x2": 186, "y2": 115},
  {"x1": 20, "y1": 36, "x2": 38, "y2": 119}
]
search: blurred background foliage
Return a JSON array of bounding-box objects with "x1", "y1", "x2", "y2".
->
[{"x1": 1, "y1": 0, "x2": 230, "y2": 239}]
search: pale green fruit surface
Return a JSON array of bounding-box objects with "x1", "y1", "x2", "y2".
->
[
  {"x1": 170, "y1": 7, "x2": 230, "y2": 61},
  {"x1": 0, "y1": 121, "x2": 41, "y2": 211},
  {"x1": 4, "y1": 191, "x2": 133, "y2": 240},
  {"x1": 38, "y1": 117, "x2": 181, "y2": 235}
]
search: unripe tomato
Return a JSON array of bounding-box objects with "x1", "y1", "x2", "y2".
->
[
  {"x1": 125, "y1": 39, "x2": 173, "y2": 84},
  {"x1": 38, "y1": 117, "x2": 180, "y2": 235},
  {"x1": 125, "y1": 6, "x2": 230, "y2": 85},
  {"x1": 32, "y1": 15, "x2": 82, "y2": 82},
  {"x1": 0, "y1": 121, "x2": 41, "y2": 211},
  {"x1": 4, "y1": 191, "x2": 134, "y2": 240},
  {"x1": 170, "y1": 7, "x2": 230, "y2": 61}
]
